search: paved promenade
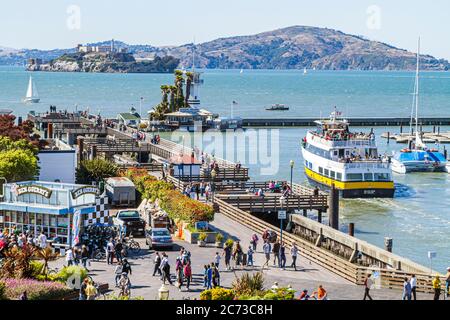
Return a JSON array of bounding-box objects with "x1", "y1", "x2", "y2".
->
[{"x1": 50, "y1": 212, "x2": 436, "y2": 300}]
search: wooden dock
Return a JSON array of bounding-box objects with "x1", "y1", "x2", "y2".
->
[
  {"x1": 242, "y1": 117, "x2": 450, "y2": 127},
  {"x1": 381, "y1": 131, "x2": 450, "y2": 144}
]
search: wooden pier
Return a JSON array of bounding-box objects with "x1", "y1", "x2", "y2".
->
[
  {"x1": 381, "y1": 131, "x2": 450, "y2": 144},
  {"x1": 242, "y1": 117, "x2": 450, "y2": 127}
]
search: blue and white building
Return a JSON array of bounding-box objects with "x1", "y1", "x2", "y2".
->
[{"x1": 0, "y1": 181, "x2": 106, "y2": 246}]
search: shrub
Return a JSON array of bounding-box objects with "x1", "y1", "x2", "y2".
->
[
  {"x1": 232, "y1": 272, "x2": 265, "y2": 297},
  {"x1": 200, "y1": 288, "x2": 235, "y2": 300},
  {"x1": 3, "y1": 278, "x2": 72, "y2": 300},
  {"x1": 215, "y1": 233, "x2": 224, "y2": 243},
  {"x1": 198, "y1": 232, "x2": 207, "y2": 242},
  {"x1": 262, "y1": 288, "x2": 296, "y2": 300},
  {"x1": 55, "y1": 266, "x2": 88, "y2": 284}
]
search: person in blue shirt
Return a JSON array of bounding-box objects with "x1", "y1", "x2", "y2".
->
[
  {"x1": 247, "y1": 246, "x2": 254, "y2": 266},
  {"x1": 206, "y1": 264, "x2": 213, "y2": 289}
]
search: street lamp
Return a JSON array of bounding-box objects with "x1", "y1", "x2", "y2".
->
[
  {"x1": 158, "y1": 284, "x2": 170, "y2": 300},
  {"x1": 278, "y1": 196, "x2": 287, "y2": 267},
  {"x1": 290, "y1": 160, "x2": 295, "y2": 189}
]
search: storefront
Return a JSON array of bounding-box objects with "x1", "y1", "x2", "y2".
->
[{"x1": 0, "y1": 181, "x2": 102, "y2": 246}]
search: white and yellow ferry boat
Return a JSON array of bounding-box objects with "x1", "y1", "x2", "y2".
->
[{"x1": 301, "y1": 111, "x2": 395, "y2": 198}]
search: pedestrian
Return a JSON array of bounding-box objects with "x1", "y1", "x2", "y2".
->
[
  {"x1": 290, "y1": 243, "x2": 298, "y2": 271},
  {"x1": 200, "y1": 182, "x2": 205, "y2": 198},
  {"x1": 85, "y1": 280, "x2": 98, "y2": 300},
  {"x1": 402, "y1": 277, "x2": 412, "y2": 300},
  {"x1": 65, "y1": 248, "x2": 74, "y2": 267},
  {"x1": 114, "y1": 261, "x2": 123, "y2": 287},
  {"x1": 37, "y1": 231, "x2": 47, "y2": 249},
  {"x1": 233, "y1": 241, "x2": 243, "y2": 268},
  {"x1": 223, "y1": 243, "x2": 232, "y2": 270},
  {"x1": 410, "y1": 274, "x2": 417, "y2": 300},
  {"x1": 106, "y1": 239, "x2": 115, "y2": 265},
  {"x1": 153, "y1": 252, "x2": 162, "y2": 276},
  {"x1": 114, "y1": 240, "x2": 123, "y2": 263},
  {"x1": 212, "y1": 264, "x2": 221, "y2": 288},
  {"x1": 272, "y1": 240, "x2": 280, "y2": 267},
  {"x1": 312, "y1": 285, "x2": 328, "y2": 301},
  {"x1": 279, "y1": 242, "x2": 286, "y2": 269},
  {"x1": 299, "y1": 289, "x2": 310, "y2": 300},
  {"x1": 183, "y1": 261, "x2": 192, "y2": 291},
  {"x1": 214, "y1": 252, "x2": 221, "y2": 268},
  {"x1": 250, "y1": 233, "x2": 259, "y2": 252},
  {"x1": 432, "y1": 274, "x2": 441, "y2": 300},
  {"x1": 203, "y1": 265, "x2": 208, "y2": 287},
  {"x1": 79, "y1": 278, "x2": 88, "y2": 300},
  {"x1": 363, "y1": 274, "x2": 373, "y2": 300},
  {"x1": 206, "y1": 264, "x2": 213, "y2": 289},
  {"x1": 247, "y1": 246, "x2": 254, "y2": 266},
  {"x1": 19, "y1": 291, "x2": 28, "y2": 300},
  {"x1": 81, "y1": 245, "x2": 90, "y2": 271},
  {"x1": 176, "y1": 258, "x2": 184, "y2": 291},
  {"x1": 262, "y1": 241, "x2": 271, "y2": 269},
  {"x1": 161, "y1": 254, "x2": 172, "y2": 285},
  {"x1": 122, "y1": 258, "x2": 132, "y2": 276},
  {"x1": 195, "y1": 183, "x2": 200, "y2": 200}
]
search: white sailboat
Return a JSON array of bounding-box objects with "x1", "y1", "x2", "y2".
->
[
  {"x1": 23, "y1": 76, "x2": 40, "y2": 103},
  {"x1": 391, "y1": 38, "x2": 447, "y2": 173},
  {"x1": 240, "y1": 68, "x2": 244, "y2": 74},
  {"x1": 303, "y1": 67, "x2": 308, "y2": 75}
]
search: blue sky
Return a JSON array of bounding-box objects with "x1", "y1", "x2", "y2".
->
[{"x1": 2, "y1": 0, "x2": 450, "y2": 59}]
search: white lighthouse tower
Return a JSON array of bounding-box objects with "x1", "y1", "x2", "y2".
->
[{"x1": 187, "y1": 44, "x2": 203, "y2": 109}]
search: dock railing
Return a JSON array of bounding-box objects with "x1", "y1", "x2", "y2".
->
[{"x1": 215, "y1": 198, "x2": 445, "y2": 293}]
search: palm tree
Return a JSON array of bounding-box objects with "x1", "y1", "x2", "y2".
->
[
  {"x1": 169, "y1": 85, "x2": 177, "y2": 112},
  {"x1": 34, "y1": 247, "x2": 59, "y2": 279},
  {"x1": 185, "y1": 72, "x2": 194, "y2": 107}
]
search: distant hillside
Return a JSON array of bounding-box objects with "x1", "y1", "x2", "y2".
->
[
  {"x1": 27, "y1": 52, "x2": 179, "y2": 73},
  {"x1": 3, "y1": 26, "x2": 449, "y2": 71}
]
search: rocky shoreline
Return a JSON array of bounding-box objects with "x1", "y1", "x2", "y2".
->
[{"x1": 27, "y1": 52, "x2": 179, "y2": 73}]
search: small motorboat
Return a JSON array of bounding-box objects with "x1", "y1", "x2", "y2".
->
[{"x1": 266, "y1": 104, "x2": 289, "y2": 111}]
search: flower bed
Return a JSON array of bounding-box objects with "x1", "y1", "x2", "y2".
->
[
  {"x1": 124, "y1": 169, "x2": 214, "y2": 224},
  {"x1": 2, "y1": 278, "x2": 72, "y2": 300}
]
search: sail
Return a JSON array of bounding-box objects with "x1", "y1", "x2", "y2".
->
[
  {"x1": 25, "y1": 76, "x2": 39, "y2": 100},
  {"x1": 26, "y1": 77, "x2": 33, "y2": 98}
]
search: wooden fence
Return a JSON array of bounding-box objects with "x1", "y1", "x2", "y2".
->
[{"x1": 215, "y1": 198, "x2": 446, "y2": 293}]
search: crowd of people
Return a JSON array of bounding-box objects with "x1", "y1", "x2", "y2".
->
[
  {"x1": 183, "y1": 182, "x2": 216, "y2": 202},
  {"x1": 0, "y1": 228, "x2": 49, "y2": 256}
]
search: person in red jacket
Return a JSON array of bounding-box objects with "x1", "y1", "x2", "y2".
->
[{"x1": 183, "y1": 261, "x2": 192, "y2": 291}]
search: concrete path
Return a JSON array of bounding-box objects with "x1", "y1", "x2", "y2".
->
[{"x1": 49, "y1": 211, "x2": 436, "y2": 300}]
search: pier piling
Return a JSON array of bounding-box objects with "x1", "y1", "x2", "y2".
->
[
  {"x1": 317, "y1": 210, "x2": 323, "y2": 224},
  {"x1": 328, "y1": 184, "x2": 339, "y2": 230},
  {"x1": 387, "y1": 132, "x2": 390, "y2": 144},
  {"x1": 348, "y1": 223, "x2": 355, "y2": 237},
  {"x1": 384, "y1": 237, "x2": 393, "y2": 253}
]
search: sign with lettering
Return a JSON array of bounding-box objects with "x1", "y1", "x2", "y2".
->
[
  {"x1": 16, "y1": 185, "x2": 52, "y2": 198},
  {"x1": 278, "y1": 210, "x2": 287, "y2": 220},
  {"x1": 71, "y1": 186, "x2": 100, "y2": 199}
]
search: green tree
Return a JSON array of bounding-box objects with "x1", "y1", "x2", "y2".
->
[
  {"x1": 174, "y1": 70, "x2": 185, "y2": 111},
  {"x1": 76, "y1": 158, "x2": 119, "y2": 184},
  {"x1": 185, "y1": 71, "x2": 194, "y2": 107},
  {"x1": 0, "y1": 149, "x2": 39, "y2": 182}
]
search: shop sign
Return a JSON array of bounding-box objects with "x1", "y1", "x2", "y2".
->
[
  {"x1": 71, "y1": 186, "x2": 99, "y2": 199},
  {"x1": 16, "y1": 184, "x2": 52, "y2": 198}
]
